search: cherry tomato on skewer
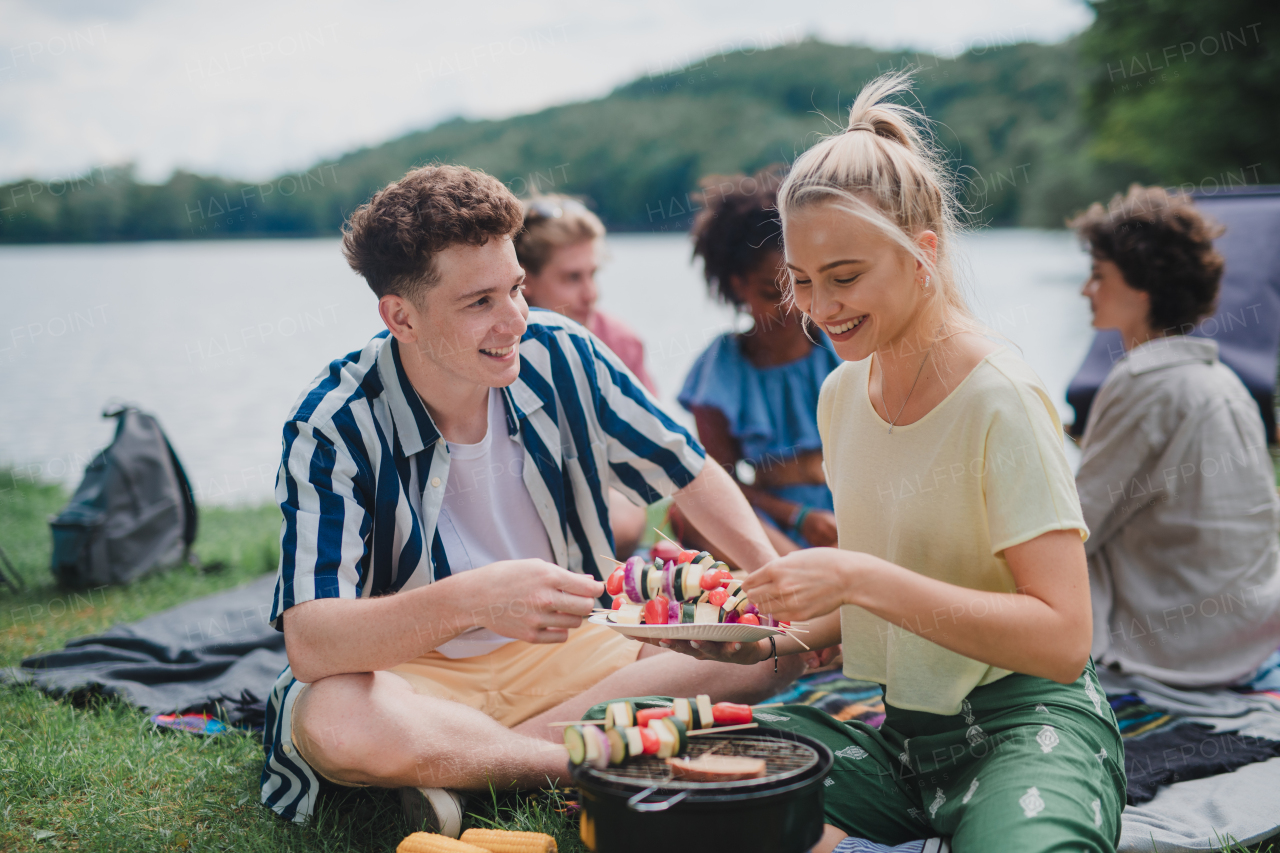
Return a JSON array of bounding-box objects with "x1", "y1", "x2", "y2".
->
[
  {"x1": 708, "y1": 588, "x2": 729, "y2": 607},
  {"x1": 611, "y1": 597, "x2": 624, "y2": 610},
  {"x1": 643, "y1": 595, "x2": 670, "y2": 625},
  {"x1": 652, "y1": 539, "x2": 682, "y2": 562},
  {"x1": 606, "y1": 568, "x2": 625, "y2": 596},
  {"x1": 700, "y1": 568, "x2": 732, "y2": 590},
  {"x1": 739, "y1": 613, "x2": 760, "y2": 626}
]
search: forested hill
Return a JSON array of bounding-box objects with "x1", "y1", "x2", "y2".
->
[{"x1": 0, "y1": 37, "x2": 1120, "y2": 242}]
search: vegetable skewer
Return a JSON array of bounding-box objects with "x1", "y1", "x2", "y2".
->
[
  {"x1": 549, "y1": 696, "x2": 759, "y2": 728},
  {"x1": 563, "y1": 716, "x2": 760, "y2": 768}
]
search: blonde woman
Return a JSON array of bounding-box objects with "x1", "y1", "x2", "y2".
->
[{"x1": 656, "y1": 73, "x2": 1124, "y2": 851}]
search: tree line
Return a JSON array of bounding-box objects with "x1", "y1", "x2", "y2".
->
[{"x1": 1, "y1": 0, "x2": 1274, "y2": 243}]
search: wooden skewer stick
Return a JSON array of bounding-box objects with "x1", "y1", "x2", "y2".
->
[
  {"x1": 598, "y1": 554, "x2": 624, "y2": 566},
  {"x1": 548, "y1": 720, "x2": 608, "y2": 727},
  {"x1": 690, "y1": 722, "x2": 759, "y2": 735},
  {"x1": 652, "y1": 527, "x2": 680, "y2": 547},
  {"x1": 750, "y1": 702, "x2": 784, "y2": 709},
  {"x1": 780, "y1": 631, "x2": 811, "y2": 651}
]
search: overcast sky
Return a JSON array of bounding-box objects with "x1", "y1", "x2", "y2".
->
[{"x1": 0, "y1": 0, "x2": 1093, "y2": 185}]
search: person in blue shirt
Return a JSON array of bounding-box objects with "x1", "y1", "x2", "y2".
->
[{"x1": 675, "y1": 165, "x2": 842, "y2": 554}]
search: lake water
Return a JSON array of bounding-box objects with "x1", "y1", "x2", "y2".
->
[{"x1": 0, "y1": 230, "x2": 1093, "y2": 506}]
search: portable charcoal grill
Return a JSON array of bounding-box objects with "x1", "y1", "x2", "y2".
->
[{"x1": 572, "y1": 729, "x2": 833, "y2": 853}]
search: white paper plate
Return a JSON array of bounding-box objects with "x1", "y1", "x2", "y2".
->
[{"x1": 588, "y1": 613, "x2": 783, "y2": 642}]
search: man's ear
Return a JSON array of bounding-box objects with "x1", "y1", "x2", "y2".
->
[{"x1": 378, "y1": 294, "x2": 420, "y2": 343}]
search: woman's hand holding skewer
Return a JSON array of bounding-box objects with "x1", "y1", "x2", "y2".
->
[{"x1": 742, "y1": 547, "x2": 861, "y2": 623}]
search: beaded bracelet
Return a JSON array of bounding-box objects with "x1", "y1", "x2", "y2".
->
[{"x1": 792, "y1": 505, "x2": 812, "y2": 537}]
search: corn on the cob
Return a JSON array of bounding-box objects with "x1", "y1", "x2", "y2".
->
[
  {"x1": 459, "y1": 828, "x2": 558, "y2": 852},
  {"x1": 396, "y1": 832, "x2": 488, "y2": 853},
  {"x1": 579, "y1": 812, "x2": 596, "y2": 851}
]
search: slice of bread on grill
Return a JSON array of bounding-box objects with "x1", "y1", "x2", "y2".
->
[{"x1": 665, "y1": 754, "x2": 766, "y2": 782}]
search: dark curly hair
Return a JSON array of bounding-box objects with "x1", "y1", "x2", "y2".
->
[
  {"x1": 342, "y1": 164, "x2": 523, "y2": 302},
  {"x1": 690, "y1": 165, "x2": 787, "y2": 305},
  {"x1": 1070, "y1": 185, "x2": 1225, "y2": 332}
]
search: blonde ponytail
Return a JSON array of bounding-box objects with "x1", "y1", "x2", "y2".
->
[{"x1": 778, "y1": 71, "x2": 979, "y2": 336}]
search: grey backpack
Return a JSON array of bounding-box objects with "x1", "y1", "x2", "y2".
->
[{"x1": 49, "y1": 405, "x2": 198, "y2": 587}]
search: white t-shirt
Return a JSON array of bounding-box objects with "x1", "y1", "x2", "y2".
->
[{"x1": 432, "y1": 387, "x2": 557, "y2": 658}]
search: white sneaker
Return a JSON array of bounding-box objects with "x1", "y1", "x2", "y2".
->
[{"x1": 399, "y1": 786, "x2": 465, "y2": 838}]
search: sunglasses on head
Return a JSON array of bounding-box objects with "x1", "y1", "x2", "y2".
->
[{"x1": 525, "y1": 197, "x2": 589, "y2": 222}]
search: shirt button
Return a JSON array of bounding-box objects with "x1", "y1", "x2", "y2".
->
[
  {"x1": 282, "y1": 743, "x2": 292, "y2": 755},
  {"x1": 431, "y1": 477, "x2": 442, "y2": 488}
]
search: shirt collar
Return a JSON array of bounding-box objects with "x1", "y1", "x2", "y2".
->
[
  {"x1": 377, "y1": 333, "x2": 549, "y2": 452},
  {"x1": 1124, "y1": 334, "x2": 1219, "y2": 376},
  {"x1": 503, "y1": 374, "x2": 546, "y2": 432},
  {"x1": 376, "y1": 335, "x2": 440, "y2": 456}
]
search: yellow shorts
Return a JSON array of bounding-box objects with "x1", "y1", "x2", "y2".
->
[{"x1": 290, "y1": 619, "x2": 642, "y2": 787}]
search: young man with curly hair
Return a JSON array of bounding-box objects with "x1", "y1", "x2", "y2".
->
[
  {"x1": 1072, "y1": 184, "x2": 1280, "y2": 689},
  {"x1": 259, "y1": 165, "x2": 799, "y2": 834}
]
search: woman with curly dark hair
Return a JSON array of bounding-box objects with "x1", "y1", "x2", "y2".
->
[
  {"x1": 674, "y1": 165, "x2": 842, "y2": 554},
  {"x1": 1072, "y1": 185, "x2": 1280, "y2": 688}
]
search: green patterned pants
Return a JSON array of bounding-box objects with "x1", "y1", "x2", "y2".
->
[{"x1": 754, "y1": 662, "x2": 1126, "y2": 851}]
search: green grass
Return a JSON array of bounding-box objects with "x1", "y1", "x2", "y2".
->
[
  {"x1": 0, "y1": 474, "x2": 584, "y2": 853},
  {"x1": 0, "y1": 478, "x2": 280, "y2": 668},
  {"x1": 5, "y1": 465, "x2": 1280, "y2": 852}
]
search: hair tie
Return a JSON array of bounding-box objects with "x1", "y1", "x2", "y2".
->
[{"x1": 846, "y1": 122, "x2": 876, "y2": 134}]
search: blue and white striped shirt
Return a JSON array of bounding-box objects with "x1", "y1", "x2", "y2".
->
[{"x1": 260, "y1": 309, "x2": 705, "y2": 823}]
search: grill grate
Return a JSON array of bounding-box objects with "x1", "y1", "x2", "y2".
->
[{"x1": 586, "y1": 733, "x2": 820, "y2": 791}]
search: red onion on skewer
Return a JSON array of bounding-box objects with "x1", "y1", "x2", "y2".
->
[
  {"x1": 622, "y1": 556, "x2": 644, "y2": 602},
  {"x1": 661, "y1": 559, "x2": 677, "y2": 602}
]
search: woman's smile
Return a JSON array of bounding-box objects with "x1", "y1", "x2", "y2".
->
[{"x1": 824, "y1": 315, "x2": 868, "y2": 341}]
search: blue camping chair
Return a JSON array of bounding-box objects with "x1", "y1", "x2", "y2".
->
[{"x1": 1066, "y1": 185, "x2": 1280, "y2": 443}]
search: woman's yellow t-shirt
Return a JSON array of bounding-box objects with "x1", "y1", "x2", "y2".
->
[{"x1": 816, "y1": 346, "x2": 1087, "y2": 715}]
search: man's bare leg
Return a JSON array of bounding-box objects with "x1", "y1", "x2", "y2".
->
[
  {"x1": 293, "y1": 649, "x2": 801, "y2": 789},
  {"x1": 292, "y1": 671, "x2": 568, "y2": 790},
  {"x1": 513, "y1": 646, "x2": 803, "y2": 740}
]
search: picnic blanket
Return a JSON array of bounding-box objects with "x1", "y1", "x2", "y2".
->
[
  {"x1": 0, "y1": 572, "x2": 283, "y2": 728},
  {"x1": 1098, "y1": 668, "x2": 1280, "y2": 851}
]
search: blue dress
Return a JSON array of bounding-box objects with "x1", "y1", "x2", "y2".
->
[{"x1": 678, "y1": 332, "x2": 841, "y2": 515}]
